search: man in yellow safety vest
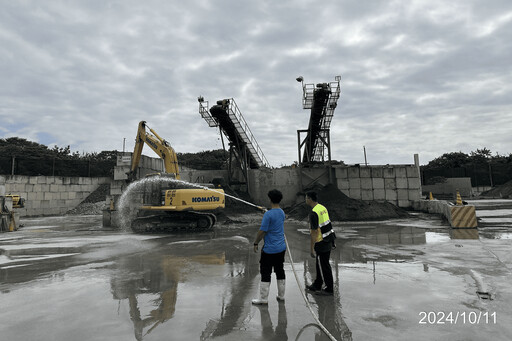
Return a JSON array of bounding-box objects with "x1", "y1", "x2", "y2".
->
[{"x1": 305, "y1": 191, "x2": 336, "y2": 296}]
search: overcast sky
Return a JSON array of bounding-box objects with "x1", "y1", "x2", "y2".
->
[{"x1": 1, "y1": 1, "x2": 511, "y2": 167}]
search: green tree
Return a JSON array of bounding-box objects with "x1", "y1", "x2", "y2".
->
[
  {"x1": 424, "y1": 152, "x2": 470, "y2": 169},
  {"x1": 177, "y1": 149, "x2": 228, "y2": 170}
]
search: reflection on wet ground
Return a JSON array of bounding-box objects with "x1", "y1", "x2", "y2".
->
[{"x1": 1, "y1": 200, "x2": 511, "y2": 340}]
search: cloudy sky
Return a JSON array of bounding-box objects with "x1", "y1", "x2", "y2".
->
[{"x1": 1, "y1": 0, "x2": 511, "y2": 167}]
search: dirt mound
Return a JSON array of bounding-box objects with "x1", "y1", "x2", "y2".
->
[
  {"x1": 286, "y1": 183, "x2": 409, "y2": 221},
  {"x1": 480, "y1": 180, "x2": 512, "y2": 198}
]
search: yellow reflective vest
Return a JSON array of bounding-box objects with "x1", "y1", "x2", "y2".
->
[{"x1": 311, "y1": 203, "x2": 332, "y2": 243}]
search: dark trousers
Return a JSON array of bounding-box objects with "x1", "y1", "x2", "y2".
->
[
  {"x1": 260, "y1": 250, "x2": 286, "y2": 282},
  {"x1": 313, "y1": 251, "x2": 333, "y2": 291}
]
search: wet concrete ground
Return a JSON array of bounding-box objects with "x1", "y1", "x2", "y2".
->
[{"x1": 1, "y1": 200, "x2": 511, "y2": 341}]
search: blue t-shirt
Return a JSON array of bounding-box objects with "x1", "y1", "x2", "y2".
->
[{"x1": 260, "y1": 208, "x2": 286, "y2": 254}]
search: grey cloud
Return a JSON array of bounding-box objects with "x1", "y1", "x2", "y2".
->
[{"x1": 1, "y1": 0, "x2": 511, "y2": 166}]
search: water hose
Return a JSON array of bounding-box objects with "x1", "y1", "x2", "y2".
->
[{"x1": 285, "y1": 235, "x2": 338, "y2": 341}]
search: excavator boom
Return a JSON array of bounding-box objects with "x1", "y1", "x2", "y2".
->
[{"x1": 128, "y1": 121, "x2": 180, "y2": 181}]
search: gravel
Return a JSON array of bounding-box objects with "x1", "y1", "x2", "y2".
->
[{"x1": 66, "y1": 183, "x2": 109, "y2": 215}]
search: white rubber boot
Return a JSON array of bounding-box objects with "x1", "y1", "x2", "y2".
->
[
  {"x1": 276, "y1": 279, "x2": 285, "y2": 302},
  {"x1": 252, "y1": 282, "x2": 270, "y2": 305}
]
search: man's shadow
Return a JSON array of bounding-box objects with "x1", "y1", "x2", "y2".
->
[{"x1": 304, "y1": 258, "x2": 353, "y2": 341}]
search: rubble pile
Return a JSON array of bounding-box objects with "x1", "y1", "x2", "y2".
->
[
  {"x1": 286, "y1": 183, "x2": 409, "y2": 222},
  {"x1": 81, "y1": 183, "x2": 110, "y2": 203},
  {"x1": 480, "y1": 180, "x2": 512, "y2": 198},
  {"x1": 66, "y1": 202, "x2": 105, "y2": 215},
  {"x1": 66, "y1": 183, "x2": 109, "y2": 215}
]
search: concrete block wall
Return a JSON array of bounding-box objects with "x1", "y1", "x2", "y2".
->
[
  {"x1": 248, "y1": 168, "x2": 302, "y2": 207},
  {"x1": 114, "y1": 152, "x2": 168, "y2": 181},
  {"x1": 3, "y1": 175, "x2": 110, "y2": 217},
  {"x1": 422, "y1": 177, "x2": 473, "y2": 198},
  {"x1": 0, "y1": 175, "x2": 5, "y2": 196},
  {"x1": 180, "y1": 169, "x2": 229, "y2": 184},
  {"x1": 335, "y1": 165, "x2": 422, "y2": 208}
]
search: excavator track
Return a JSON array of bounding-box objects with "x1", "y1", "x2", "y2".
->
[{"x1": 131, "y1": 211, "x2": 217, "y2": 233}]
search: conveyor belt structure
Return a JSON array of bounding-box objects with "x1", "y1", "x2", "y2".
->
[{"x1": 199, "y1": 98, "x2": 269, "y2": 169}]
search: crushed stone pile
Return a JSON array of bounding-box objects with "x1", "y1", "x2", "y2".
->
[
  {"x1": 286, "y1": 183, "x2": 409, "y2": 222},
  {"x1": 66, "y1": 183, "x2": 109, "y2": 215},
  {"x1": 81, "y1": 183, "x2": 110, "y2": 203},
  {"x1": 480, "y1": 180, "x2": 512, "y2": 198},
  {"x1": 66, "y1": 202, "x2": 105, "y2": 215}
]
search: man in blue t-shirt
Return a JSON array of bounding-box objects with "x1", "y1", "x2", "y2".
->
[{"x1": 252, "y1": 189, "x2": 286, "y2": 305}]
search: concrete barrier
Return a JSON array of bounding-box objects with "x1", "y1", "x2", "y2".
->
[
  {"x1": 413, "y1": 199, "x2": 478, "y2": 228},
  {"x1": 336, "y1": 164, "x2": 422, "y2": 207}
]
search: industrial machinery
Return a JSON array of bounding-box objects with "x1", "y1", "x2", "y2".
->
[
  {"x1": 127, "y1": 121, "x2": 225, "y2": 233},
  {"x1": 198, "y1": 97, "x2": 269, "y2": 193},
  {"x1": 5, "y1": 194, "x2": 25, "y2": 208},
  {"x1": 295, "y1": 75, "x2": 342, "y2": 190},
  {"x1": 0, "y1": 196, "x2": 18, "y2": 232},
  {"x1": 296, "y1": 76, "x2": 341, "y2": 164}
]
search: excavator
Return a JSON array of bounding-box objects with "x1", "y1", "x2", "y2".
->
[{"x1": 126, "y1": 121, "x2": 225, "y2": 233}]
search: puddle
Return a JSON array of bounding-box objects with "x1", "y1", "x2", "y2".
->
[
  {"x1": 2, "y1": 209, "x2": 512, "y2": 340},
  {"x1": 0, "y1": 253, "x2": 80, "y2": 269},
  {"x1": 479, "y1": 232, "x2": 512, "y2": 240},
  {"x1": 18, "y1": 225, "x2": 59, "y2": 231},
  {"x1": 476, "y1": 209, "x2": 512, "y2": 217},
  {"x1": 18, "y1": 215, "x2": 104, "y2": 231},
  {"x1": 425, "y1": 231, "x2": 451, "y2": 243},
  {"x1": 479, "y1": 217, "x2": 512, "y2": 224},
  {"x1": 449, "y1": 229, "x2": 479, "y2": 240}
]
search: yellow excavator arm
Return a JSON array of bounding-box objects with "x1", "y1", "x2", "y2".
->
[{"x1": 127, "y1": 121, "x2": 180, "y2": 181}]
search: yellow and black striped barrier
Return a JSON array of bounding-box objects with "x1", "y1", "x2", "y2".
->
[{"x1": 450, "y1": 205, "x2": 478, "y2": 228}]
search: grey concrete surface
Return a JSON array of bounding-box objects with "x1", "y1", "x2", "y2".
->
[{"x1": 1, "y1": 200, "x2": 511, "y2": 340}]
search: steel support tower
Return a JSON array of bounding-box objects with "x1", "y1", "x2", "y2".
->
[{"x1": 296, "y1": 75, "x2": 341, "y2": 189}]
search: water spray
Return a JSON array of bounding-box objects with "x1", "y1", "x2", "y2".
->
[
  {"x1": 116, "y1": 176, "x2": 266, "y2": 230},
  {"x1": 168, "y1": 178, "x2": 266, "y2": 211}
]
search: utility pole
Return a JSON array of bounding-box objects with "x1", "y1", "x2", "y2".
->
[
  {"x1": 123, "y1": 138, "x2": 126, "y2": 153},
  {"x1": 488, "y1": 162, "x2": 494, "y2": 187},
  {"x1": 363, "y1": 146, "x2": 368, "y2": 166}
]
